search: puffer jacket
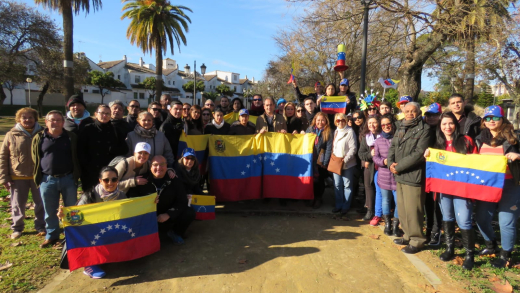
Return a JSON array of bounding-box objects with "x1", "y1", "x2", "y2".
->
[
  {"x1": 0, "y1": 125, "x2": 43, "y2": 183},
  {"x1": 373, "y1": 136, "x2": 396, "y2": 190},
  {"x1": 387, "y1": 120, "x2": 431, "y2": 187}
]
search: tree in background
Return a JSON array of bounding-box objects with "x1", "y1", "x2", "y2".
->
[
  {"x1": 86, "y1": 70, "x2": 125, "y2": 104},
  {"x1": 215, "y1": 84, "x2": 234, "y2": 96},
  {"x1": 140, "y1": 76, "x2": 164, "y2": 101},
  {"x1": 122, "y1": 0, "x2": 191, "y2": 101},
  {"x1": 182, "y1": 80, "x2": 205, "y2": 99},
  {"x1": 34, "y1": 0, "x2": 102, "y2": 101}
]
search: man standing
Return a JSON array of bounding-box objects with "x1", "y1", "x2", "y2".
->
[
  {"x1": 255, "y1": 97, "x2": 287, "y2": 134},
  {"x1": 292, "y1": 79, "x2": 323, "y2": 104},
  {"x1": 303, "y1": 97, "x2": 318, "y2": 125},
  {"x1": 448, "y1": 93, "x2": 481, "y2": 139},
  {"x1": 126, "y1": 99, "x2": 140, "y2": 131},
  {"x1": 249, "y1": 94, "x2": 265, "y2": 116},
  {"x1": 63, "y1": 94, "x2": 93, "y2": 133},
  {"x1": 160, "y1": 94, "x2": 172, "y2": 119},
  {"x1": 160, "y1": 101, "x2": 185, "y2": 159},
  {"x1": 229, "y1": 109, "x2": 256, "y2": 135},
  {"x1": 109, "y1": 100, "x2": 130, "y2": 138},
  {"x1": 148, "y1": 102, "x2": 165, "y2": 129},
  {"x1": 32, "y1": 110, "x2": 81, "y2": 248},
  {"x1": 388, "y1": 102, "x2": 431, "y2": 254},
  {"x1": 219, "y1": 96, "x2": 232, "y2": 114},
  {"x1": 204, "y1": 99, "x2": 215, "y2": 112}
]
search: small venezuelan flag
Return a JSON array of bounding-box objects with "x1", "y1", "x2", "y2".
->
[
  {"x1": 223, "y1": 112, "x2": 258, "y2": 125},
  {"x1": 320, "y1": 96, "x2": 347, "y2": 114},
  {"x1": 62, "y1": 194, "x2": 160, "y2": 271},
  {"x1": 426, "y1": 148, "x2": 507, "y2": 202},
  {"x1": 189, "y1": 195, "x2": 216, "y2": 220}
]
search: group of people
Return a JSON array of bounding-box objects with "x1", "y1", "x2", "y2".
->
[{"x1": 1, "y1": 79, "x2": 519, "y2": 277}]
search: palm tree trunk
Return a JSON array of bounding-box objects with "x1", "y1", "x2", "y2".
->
[
  {"x1": 37, "y1": 81, "x2": 50, "y2": 118},
  {"x1": 155, "y1": 37, "x2": 163, "y2": 102},
  {"x1": 463, "y1": 33, "x2": 476, "y2": 104},
  {"x1": 62, "y1": 5, "x2": 74, "y2": 102}
]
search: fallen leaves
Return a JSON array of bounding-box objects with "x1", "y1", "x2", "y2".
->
[
  {"x1": 453, "y1": 256, "x2": 464, "y2": 266},
  {"x1": 368, "y1": 234, "x2": 380, "y2": 240},
  {"x1": 489, "y1": 277, "x2": 513, "y2": 293},
  {"x1": 0, "y1": 261, "x2": 13, "y2": 271},
  {"x1": 238, "y1": 259, "x2": 248, "y2": 264},
  {"x1": 10, "y1": 241, "x2": 22, "y2": 247},
  {"x1": 511, "y1": 263, "x2": 520, "y2": 269}
]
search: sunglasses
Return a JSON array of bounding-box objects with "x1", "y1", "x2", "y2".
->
[
  {"x1": 184, "y1": 156, "x2": 195, "y2": 161},
  {"x1": 297, "y1": 110, "x2": 303, "y2": 112},
  {"x1": 381, "y1": 123, "x2": 392, "y2": 128},
  {"x1": 129, "y1": 105, "x2": 140, "y2": 108},
  {"x1": 368, "y1": 108, "x2": 377, "y2": 111},
  {"x1": 205, "y1": 104, "x2": 214, "y2": 107},
  {"x1": 353, "y1": 117, "x2": 363, "y2": 121},
  {"x1": 151, "y1": 108, "x2": 161, "y2": 112},
  {"x1": 102, "y1": 177, "x2": 118, "y2": 183},
  {"x1": 253, "y1": 99, "x2": 262, "y2": 101},
  {"x1": 183, "y1": 108, "x2": 190, "y2": 110},
  {"x1": 202, "y1": 113, "x2": 210, "y2": 116},
  {"x1": 484, "y1": 116, "x2": 501, "y2": 122},
  {"x1": 336, "y1": 119, "x2": 346, "y2": 123}
]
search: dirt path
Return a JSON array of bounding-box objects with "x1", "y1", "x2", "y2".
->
[{"x1": 44, "y1": 214, "x2": 466, "y2": 293}]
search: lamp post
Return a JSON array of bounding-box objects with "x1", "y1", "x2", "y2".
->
[
  {"x1": 359, "y1": 0, "x2": 372, "y2": 96},
  {"x1": 26, "y1": 78, "x2": 33, "y2": 108}
]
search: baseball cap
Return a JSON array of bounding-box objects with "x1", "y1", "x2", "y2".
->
[
  {"x1": 340, "y1": 78, "x2": 349, "y2": 86},
  {"x1": 182, "y1": 147, "x2": 196, "y2": 158},
  {"x1": 425, "y1": 103, "x2": 442, "y2": 114},
  {"x1": 134, "y1": 142, "x2": 151, "y2": 154},
  {"x1": 277, "y1": 98, "x2": 287, "y2": 106},
  {"x1": 483, "y1": 105, "x2": 504, "y2": 118},
  {"x1": 239, "y1": 109, "x2": 249, "y2": 116}
]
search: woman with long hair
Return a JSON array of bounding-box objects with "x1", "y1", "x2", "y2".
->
[
  {"x1": 231, "y1": 98, "x2": 245, "y2": 113},
  {"x1": 305, "y1": 112, "x2": 333, "y2": 209},
  {"x1": 296, "y1": 104, "x2": 309, "y2": 130},
  {"x1": 474, "y1": 106, "x2": 520, "y2": 268},
  {"x1": 174, "y1": 148, "x2": 203, "y2": 194},
  {"x1": 201, "y1": 108, "x2": 212, "y2": 129},
  {"x1": 284, "y1": 102, "x2": 303, "y2": 134},
  {"x1": 358, "y1": 115, "x2": 382, "y2": 223},
  {"x1": 186, "y1": 105, "x2": 203, "y2": 134},
  {"x1": 424, "y1": 112, "x2": 478, "y2": 270}
]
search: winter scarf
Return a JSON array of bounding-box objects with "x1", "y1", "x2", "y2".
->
[
  {"x1": 134, "y1": 124, "x2": 157, "y2": 138},
  {"x1": 397, "y1": 116, "x2": 422, "y2": 140},
  {"x1": 381, "y1": 130, "x2": 394, "y2": 140},
  {"x1": 15, "y1": 122, "x2": 42, "y2": 137},
  {"x1": 95, "y1": 184, "x2": 124, "y2": 202},
  {"x1": 365, "y1": 133, "x2": 381, "y2": 147},
  {"x1": 212, "y1": 119, "x2": 225, "y2": 129},
  {"x1": 177, "y1": 157, "x2": 201, "y2": 186},
  {"x1": 480, "y1": 127, "x2": 505, "y2": 147},
  {"x1": 66, "y1": 110, "x2": 91, "y2": 125}
]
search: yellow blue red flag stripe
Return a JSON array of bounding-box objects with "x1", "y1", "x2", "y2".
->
[
  {"x1": 320, "y1": 96, "x2": 346, "y2": 114},
  {"x1": 190, "y1": 195, "x2": 216, "y2": 220}
]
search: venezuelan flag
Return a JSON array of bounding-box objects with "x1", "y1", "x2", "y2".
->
[
  {"x1": 223, "y1": 112, "x2": 258, "y2": 125},
  {"x1": 258, "y1": 133, "x2": 316, "y2": 200},
  {"x1": 320, "y1": 96, "x2": 347, "y2": 114},
  {"x1": 426, "y1": 148, "x2": 507, "y2": 202},
  {"x1": 189, "y1": 195, "x2": 216, "y2": 220},
  {"x1": 63, "y1": 194, "x2": 159, "y2": 271},
  {"x1": 177, "y1": 132, "x2": 210, "y2": 172},
  {"x1": 208, "y1": 134, "x2": 262, "y2": 201}
]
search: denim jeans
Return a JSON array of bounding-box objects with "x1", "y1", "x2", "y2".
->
[
  {"x1": 40, "y1": 174, "x2": 78, "y2": 240},
  {"x1": 333, "y1": 167, "x2": 355, "y2": 212},
  {"x1": 374, "y1": 171, "x2": 383, "y2": 217},
  {"x1": 475, "y1": 179, "x2": 520, "y2": 251},
  {"x1": 381, "y1": 189, "x2": 398, "y2": 218},
  {"x1": 439, "y1": 194, "x2": 473, "y2": 230}
]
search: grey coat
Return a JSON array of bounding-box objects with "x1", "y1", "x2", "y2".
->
[{"x1": 125, "y1": 130, "x2": 174, "y2": 167}]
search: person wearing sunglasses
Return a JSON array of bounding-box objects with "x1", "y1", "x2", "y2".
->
[
  {"x1": 182, "y1": 103, "x2": 191, "y2": 119},
  {"x1": 109, "y1": 100, "x2": 130, "y2": 139},
  {"x1": 338, "y1": 78, "x2": 357, "y2": 114},
  {"x1": 448, "y1": 93, "x2": 481, "y2": 140},
  {"x1": 148, "y1": 101, "x2": 165, "y2": 129},
  {"x1": 282, "y1": 102, "x2": 302, "y2": 134},
  {"x1": 248, "y1": 94, "x2": 265, "y2": 116},
  {"x1": 474, "y1": 105, "x2": 520, "y2": 268},
  {"x1": 201, "y1": 108, "x2": 212, "y2": 128},
  {"x1": 204, "y1": 100, "x2": 216, "y2": 112},
  {"x1": 295, "y1": 104, "x2": 310, "y2": 130},
  {"x1": 78, "y1": 104, "x2": 129, "y2": 192},
  {"x1": 331, "y1": 113, "x2": 357, "y2": 217},
  {"x1": 126, "y1": 99, "x2": 141, "y2": 131},
  {"x1": 174, "y1": 148, "x2": 203, "y2": 194},
  {"x1": 58, "y1": 166, "x2": 127, "y2": 279},
  {"x1": 229, "y1": 109, "x2": 256, "y2": 135}
]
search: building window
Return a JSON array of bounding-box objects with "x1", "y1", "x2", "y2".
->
[
  {"x1": 117, "y1": 75, "x2": 121, "y2": 80},
  {"x1": 168, "y1": 81, "x2": 171, "y2": 85},
  {"x1": 139, "y1": 93, "x2": 145, "y2": 99},
  {"x1": 93, "y1": 89, "x2": 100, "y2": 94},
  {"x1": 135, "y1": 75, "x2": 141, "y2": 83},
  {"x1": 234, "y1": 75, "x2": 238, "y2": 81},
  {"x1": 134, "y1": 92, "x2": 138, "y2": 99},
  {"x1": 172, "y1": 81, "x2": 175, "y2": 85},
  {"x1": 234, "y1": 86, "x2": 237, "y2": 92},
  {"x1": 83, "y1": 89, "x2": 88, "y2": 93},
  {"x1": 149, "y1": 94, "x2": 154, "y2": 99}
]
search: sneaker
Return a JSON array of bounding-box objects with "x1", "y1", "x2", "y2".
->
[
  {"x1": 83, "y1": 265, "x2": 106, "y2": 279},
  {"x1": 167, "y1": 230, "x2": 185, "y2": 245},
  {"x1": 10, "y1": 231, "x2": 22, "y2": 239},
  {"x1": 370, "y1": 216, "x2": 381, "y2": 226}
]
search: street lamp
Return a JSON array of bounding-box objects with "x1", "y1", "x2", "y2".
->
[
  {"x1": 370, "y1": 80, "x2": 374, "y2": 89},
  {"x1": 192, "y1": 62, "x2": 207, "y2": 105},
  {"x1": 359, "y1": 0, "x2": 373, "y2": 96},
  {"x1": 26, "y1": 78, "x2": 33, "y2": 108}
]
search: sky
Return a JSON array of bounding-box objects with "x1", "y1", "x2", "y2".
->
[{"x1": 18, "y1": 0, "x2": 435, "y2": 91}]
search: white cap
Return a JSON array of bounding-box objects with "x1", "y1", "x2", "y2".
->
[{"x1": 134, "y1": 142, "x2": 151, "y2": 154}]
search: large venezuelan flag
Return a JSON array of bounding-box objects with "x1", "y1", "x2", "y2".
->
[
  {"x1": 63, "y1": 194, "x2": 160, "y2": 271},
  {"x1": 320, "y1": 96, "x2": 346, "y2": 114},
  {"x1": 177, "y1": 132, "x2": 210, "y2": 172},
  {"x1": 208, "y1": 134, "x2": 262, "y2": 201},
  {"x1": 426, "y1": 148, "x2": 507, "y2": 202},
  {"x1": 259, "y1": 133, "x2": 315, "y2": 199},
  {"x1": 223, "y1": 112, "x2": 258, "y2": 125},
  {"x1": 189, "y1": 194, "x2": 216, "y2": 220}
]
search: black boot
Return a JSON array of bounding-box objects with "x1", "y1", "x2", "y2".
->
[
  {"x1": 392, "y1": 218, "x2": 402, "y2": 237},
  {"x1": 439, "y1": 221, "x2": 455, "y2": 262},
  {"x1": 383, "y1": 215, "x2": 392, "y2": 236},
  {"x1": 492, "y1": 250, "x2": 512, "y2": 268},
  {"x1": 428, "y1": 232, "x2": 441, "y2": 246},
  {"x1": 362, "y1": 209, "x2": 374, "y2": 221},
  {"x1": 479, "y1": 239, "x2": 498, "y2": 256},
  {"x1": 461, "y1": 229, "x2": 475, "y2": 270}
]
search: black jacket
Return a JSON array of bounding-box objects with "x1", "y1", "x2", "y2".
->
[
  {"x1": 460, "y1": 105, "x2": 481, "y2": 139},
  {"x1": 126, "y1": 115, "x2": 138, "y2": 132},
  {"x1": 159, "y1": 114, "x2": 185, "y2": 159},
  {"x1": 111, "y1": 118, "x2": 130, "y2": 139},
  {"x1": 286, "y1": 116, "x2": 303, "y2": 133},
  {"x1": 63, "y1": 116, "x2": 94, "y2": 134},
  {"x1": 228, "y1": 121, "x2": 256, "y2": 135},
  {"x1": 78, "y1": 120, "x2": 128, "y2": 190},
  {"x1": 306, "y1": 126, "x2": 333, "y2": 167},
  {"x1": 358, "y1": 135, "x2": 376, "y2": 185},
  {"x1": 204, "y1": 123, "x2": 231, "y2": 135}
]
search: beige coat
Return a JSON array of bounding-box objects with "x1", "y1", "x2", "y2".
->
[
  {"x1": 255, "y1": 113, "x2": 287, "y2": 133},
  {"x1": 0, "y1": 126, "x2": 42, "y2": 184},
  {"x1": 115, "y1": 156, "x2": 151, "y2": 193}
]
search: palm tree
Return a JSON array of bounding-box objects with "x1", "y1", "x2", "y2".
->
[
  {"x1": 122, "y1": 0, "x2": 192, "y2": 101},
  {"x1": 34, "y1": 0, "x2": 102, "y2": 102}
]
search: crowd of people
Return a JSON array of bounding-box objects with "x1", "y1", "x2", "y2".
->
[{"x1": 1, "y1": 77, "x2": 519, "y2": 277}]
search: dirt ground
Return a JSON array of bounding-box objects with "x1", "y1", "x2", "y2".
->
[{"x1": 44, "y1": 214, "x2": 467, "y2": 293}]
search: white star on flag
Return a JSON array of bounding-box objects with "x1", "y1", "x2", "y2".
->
[
  {"x1": 476, "y1": 176, "x2": 479, "y2": 179},
  {"x1": 276, "y1": 168, "x2": 280, "y2": 173},
  {"x1": 107, "y1": 225, "x2": 112, "y2": 230},
  {"x1": 91, "y1": 240, "x2": 96, "y2": 245},
  {"x1": 241, "y1": 171, "x2": 246, "y2": 175},
  {"x1": 471, "y1": 173, "x2": 474, "y2": 176},
  {"x1": 446, "y1": 174, "x2": 450, "y2": 177},
  {"x1": 270, "y1": 161, "x2": 275, "y2": 166},
  {"x1": 115, "y1": 224, "x2": 120, "y2": 229},
  {"x1": 100, "y1": 229, "x2": 106, "y2": 234},
  {"x1": 131, "y1": 233, "x2": 136, "y2": 237},
  {"x1": 128, "y1": 228, "x2": 133, "y2": 233},
  {"x1": 466, "y1": 172, "x2": 469, "y2": 174},
  {"x1": 122, "y1": 225, "x2": 127, "y2": 230},
  {"x1": 94, "y1": 234, "x2": 100, "y2": 240},
  {"x1": 481, "y1": 180, "x2": 485, "y2": 183},
  {"x1": 456, "y1": 171, "x2": 459, "y2": 174},
  {"x1": 246, "y1": 164, "x2": 250, "y2": 168},
  {"x1": 451, "y1": 173, "x2": 454, "y2": 175},
  {"x1": 253, "y1": 159, "x2": 257, "y2": 163}
]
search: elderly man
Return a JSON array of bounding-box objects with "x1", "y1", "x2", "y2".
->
[
  {"x1": 160, "y1": 100, "x2": 185, "y2": 159},
  {"x1": 204, "y1": 99, "x2": 215, "y2": 112},
  {"x1": 126, "y1": 99, "x2": 140, "y2": 131},
  {"x1": 248, "y1": 94, "x2": 265, "y2": 116},
  {"x1": 229, "y1": 109, "x2": 256, "y2": 135},
  {"x1": 388, "y1": 102, "x2": 431, "y2": 254},
  {"x1": 63, "y1": 94, "x2": 94, "y2": 133},
  {"x1": 109, "y1": 100, "x2": 130, "y2": 138},
  {"x1": 448, "y1": 93, "x2": 481, "y2": 139},
  {"x1": 255, "y1": 97, "x2": 287, "y2": 134},
  {"x1": 32, "y1": 110, "x2": 81, "y2": 248}
]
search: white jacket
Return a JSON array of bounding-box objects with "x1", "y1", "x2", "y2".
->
[{"x1": 332, "y1": 127, "x2": 357, "y2": 170}]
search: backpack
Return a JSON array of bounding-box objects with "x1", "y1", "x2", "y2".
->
[{"x1": 108, "y1": 156, "x2": 129, "y2": 178}]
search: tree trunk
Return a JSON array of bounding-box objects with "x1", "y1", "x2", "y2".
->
[
  {"x1": 37, "y1": 82, "x2": 49, "y2": 118},
  {"x1": 62, "y1": 5, "x2": 75, "y2": 102},
  {"x1": 0, "y1": 83, "x2": 6, "y2": 106},
  {"x1": 463, "y1": 34, "x2": 476, "y2": 104},
  {"x1": 155, "y1": 37, "x2": 163, "y2": 102}
]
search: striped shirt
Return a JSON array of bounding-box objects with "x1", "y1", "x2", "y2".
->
[{"x1": 480, "y1": 143, "x2": 512, "y2": 179}]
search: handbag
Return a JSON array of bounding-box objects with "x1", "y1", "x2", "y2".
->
[{"x1": 327, "y1": 132, "x2": 345, "y2": 175}]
